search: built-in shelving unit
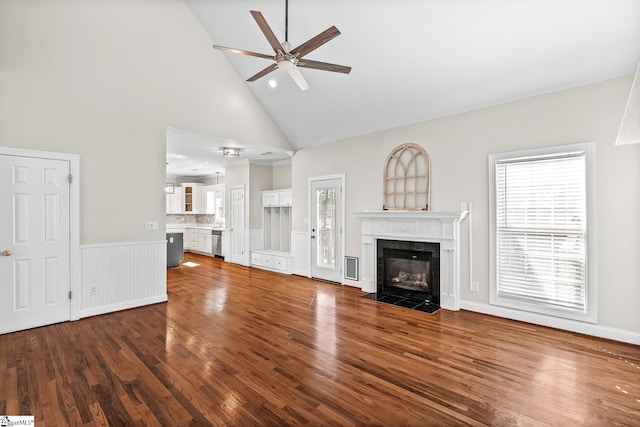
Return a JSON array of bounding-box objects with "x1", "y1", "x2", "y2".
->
[
  {"x1": 251, "y1": 189, "x2": 293, "y2": 274},
  {"x1": 263, "y1": 206, "x2": 291, "y2": 252}
]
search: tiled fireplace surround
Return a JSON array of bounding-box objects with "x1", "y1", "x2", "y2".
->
[{"x1": 354, "y1": 210, "x2": 468, "y2": 311}]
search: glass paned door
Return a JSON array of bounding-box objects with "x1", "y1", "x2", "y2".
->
[
  {"x1": 311, "y1": 178, "x2": 342, "y2": 282},
  {"x1": 316, "y1": 187, "x2": 336, "y2": 268}
]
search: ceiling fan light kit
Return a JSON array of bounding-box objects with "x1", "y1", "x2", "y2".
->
[{"x1": 212, "y1": 1, "x2": 351, "y2": 91}]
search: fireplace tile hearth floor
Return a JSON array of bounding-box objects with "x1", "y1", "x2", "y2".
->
[{"x1": 363, "y1": 293, "x2": 440, "y2": 314}]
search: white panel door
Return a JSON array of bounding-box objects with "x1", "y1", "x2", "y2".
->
[
  {"x1": 0, "y1": 154, "x2": 71, "y2": 334},
  {"x1": 310, "y1": 178, "x2": 343, "y2": 283},
  {"x1": 229, "y1": 187, "x2": 245, "y2": 265}
]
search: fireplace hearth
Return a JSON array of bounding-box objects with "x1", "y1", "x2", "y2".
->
[{"x1": 367, "y1": 239, "x2": 440, "y2": 313}]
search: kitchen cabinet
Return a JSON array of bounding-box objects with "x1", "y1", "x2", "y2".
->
[
  {"x1": 166, "y1": 190, "x2": 183, "y2": 214},
  {"x1": 182, "y1": 183, "x2": 203, "y2": 213},
  {"x1": 183, "y1": 228, "x2": 194, "y2": 250},
  {"x1": 165, "y1": 183, "x2": 204, "y2": 214},
  {"x1": 197, "y1": 229, "x2": 212, "y2": 254},
  {"x1": 181, "y1": 228, "x2": 214, "y2": 255}
]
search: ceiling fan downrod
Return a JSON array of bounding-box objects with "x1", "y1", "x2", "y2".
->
[
  {"x1": 282, "y1": 0, "x2": 291, "y2": 53},
  {"x1": 285, "y1": 0, "x2": 289, "y2": 42}
]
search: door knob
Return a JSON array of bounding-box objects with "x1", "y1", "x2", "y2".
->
[{"x1": 2, "y1": 249, "x2": 12, "y2": 256}]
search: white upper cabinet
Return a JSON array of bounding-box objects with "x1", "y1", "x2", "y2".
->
[
  {"x1": 166, "y1": 183, "x2": 204, "y2": 214},
  {"x1": 182, "y1": 183, "x2": 203, "y2": 213},
  {"x1": 262, "y1": 189, "x2": 292, "y2": 207},
  {"x1": 166, "y1": 189, "x2": 183, "y2": 214},
  {"x1": 279, "y1": 190, "x2": 292, "y2": 206},
  {"x1": 262, "y1": 191, "x2": 279, "y2": 207}
]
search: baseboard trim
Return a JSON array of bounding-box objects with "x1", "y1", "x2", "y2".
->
[
  {"x1": 79, "y1": 295, "x2": 168, "y2": 319},
  {"x1": 342, "y1": 278, "x2": 361, "y2": 288},
  {"x1": 293, "y1": 268, "x2": 309, "y2": 277},
  {"x1": 461, "y1": 300, "x2": 640, "y2": 345}
]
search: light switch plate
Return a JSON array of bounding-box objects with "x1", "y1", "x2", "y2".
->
[{"x1": 145, "y1": 221, "x2": 158, "y2": 231}]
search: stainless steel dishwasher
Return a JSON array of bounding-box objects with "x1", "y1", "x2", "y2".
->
[{"x1": 211, "y1": 229, "x2": 223, "y2": 257}]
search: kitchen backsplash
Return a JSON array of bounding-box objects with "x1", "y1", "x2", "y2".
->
[{"x1": 166, "y1": 214, "x2": 215, "y2": 224}]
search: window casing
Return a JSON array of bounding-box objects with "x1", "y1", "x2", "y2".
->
[{"x1": 489, "y1": 142, "x2": 596, "y2": 323}]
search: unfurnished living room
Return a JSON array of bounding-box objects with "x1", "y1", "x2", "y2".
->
[{"x1": 1, "y1": 0, "x2": 639, "y2": 425}]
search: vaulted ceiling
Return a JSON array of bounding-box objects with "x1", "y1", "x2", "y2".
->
[{"x1": 185, "y1": 0, "x2": 640, "y2": 151}]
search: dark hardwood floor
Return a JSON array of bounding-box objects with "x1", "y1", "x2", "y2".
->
[{"x1": 1, "y1": 252, "x2": 639, "y2": 426}]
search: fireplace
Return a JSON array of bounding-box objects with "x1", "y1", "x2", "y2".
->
[
  {"x1": 375, "y1": 239, "x2": 440, "y2": 311},
  {"x1": 354, "y1": 210, "x2": 468, "y2": 311}
]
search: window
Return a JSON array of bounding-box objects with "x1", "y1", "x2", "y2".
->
[{"x1": 489, "y1": 142, "x2": 596, "y2": 322}]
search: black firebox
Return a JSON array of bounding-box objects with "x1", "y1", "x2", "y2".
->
[{"x1": 371, "y1": 239, "x2": 440, "y2": 313}]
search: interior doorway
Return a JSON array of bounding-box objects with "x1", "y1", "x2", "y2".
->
[
  {"x1": 229, "y1": 185, "x2": 245, "y2": 265},
  {"x1": 0, "y1": 147, "x2": 79, "y2": 334}
]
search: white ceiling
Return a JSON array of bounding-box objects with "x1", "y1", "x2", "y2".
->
[
  {"x1": 166, "y1": 128, "x2": 293, "y2": 177},
  {"x1": 172, "y1": 0, "x2": 640, "y2": 175}
]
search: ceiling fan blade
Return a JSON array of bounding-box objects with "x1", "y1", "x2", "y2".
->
[
  {"x1": 289, "y1": 26, "x2": 341, "y2": 58},
  {"x1": 297, "y1": 59, "x2": 351, "y2": 74},
  {"x1": 287, "y1": 66, "x2": 310, "y2": 91},
  {"x1": 247, "y1": 63, "x2": 278, "y2": 81},
  {"x1": 212, "y1": 44, "x2": 274, "y2": 60},
  {"x1": 250, "y1": 10, "x2": 284, "y2": 54}
]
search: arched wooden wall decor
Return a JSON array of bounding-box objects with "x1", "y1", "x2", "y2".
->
[{"x1": 383, "y1": 143, "x2": 431, "y2": 210}]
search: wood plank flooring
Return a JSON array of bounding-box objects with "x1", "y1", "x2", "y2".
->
[{"x1": 1, "y1": 252, "x2": 639, "y2": 426}]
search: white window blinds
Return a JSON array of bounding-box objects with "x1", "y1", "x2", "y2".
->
[{"x1": 495, "y1": 151, "x2": 587, "y2": 313}]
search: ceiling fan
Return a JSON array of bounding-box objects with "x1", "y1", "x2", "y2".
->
[{"x1": 212, "y1": 0, "x2": 351, "y2": 91}]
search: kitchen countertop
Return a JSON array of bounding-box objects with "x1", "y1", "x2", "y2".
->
[{"x1": 166, "y1": 224, "x2": 225, "y2": 232}]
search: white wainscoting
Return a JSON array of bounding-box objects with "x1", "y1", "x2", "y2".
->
[
  {"x1": 248, "y1": 228, "x2": 263, "y2": 257},
  {"x1": 291, "y1": 231, "x2": 310, "y2": 276},
  {"x1": 80, "y1": 240, "x2": 167, "y2": 318}
]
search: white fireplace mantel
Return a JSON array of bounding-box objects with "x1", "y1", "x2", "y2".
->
[{"x1": 353, "y1": 210, "x2": 468, "y2": 311}]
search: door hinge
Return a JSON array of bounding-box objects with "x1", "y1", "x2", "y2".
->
[
  {"x1": 68, "y1": 291, "x2": 72, "y2": 299},
  {"x1": 68, "y1": 174, "x2": 73, "y2": 184}
]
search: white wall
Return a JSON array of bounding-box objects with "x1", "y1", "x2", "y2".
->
[
  {"x1": 249, "y1": 164, "x2": 274, "y2": 228},
  {"x1": 291, "y1": 76, "x2": 640, "y2": 336},
  {"x1": 0, "y1": 0, "x2": 291, "y2": 244},
  {"x1": 0, "y1": 0, "x2": 291, "y2": 319},
  {"x1": 273, "y1": 161, "x2": 293, "y2": 189}
]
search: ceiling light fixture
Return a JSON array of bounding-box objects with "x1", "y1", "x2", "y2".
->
[{"x1": 222, "y1": 147, "x2": 240, "y2": 158}]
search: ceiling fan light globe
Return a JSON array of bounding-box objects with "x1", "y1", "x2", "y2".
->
[{"x1": 278, "y1": 59, "x2": 295, "y2": 71}]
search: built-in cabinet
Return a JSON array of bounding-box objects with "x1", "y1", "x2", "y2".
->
[
  {"x1": 166, "y1": 183, "x2": 204, "y2": 214},
  {"x1": 197, "y1": 229, "x2": 212, "y2": 254},
  {"x1": 183, "y1": 227, "x2": 216, "y2": 256},
  {"x1": 262, "y1": 189, "x2": 292, "y2": 207},
  {"x1": 251, "y1": 189, "x2": 293, "y2": 274},
  {"x1": 183, "y1": 183, "x2": 203, "y2": 213},
  {"x1": 166, "y1": 189, "x2": 183, "y2": 214}
]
